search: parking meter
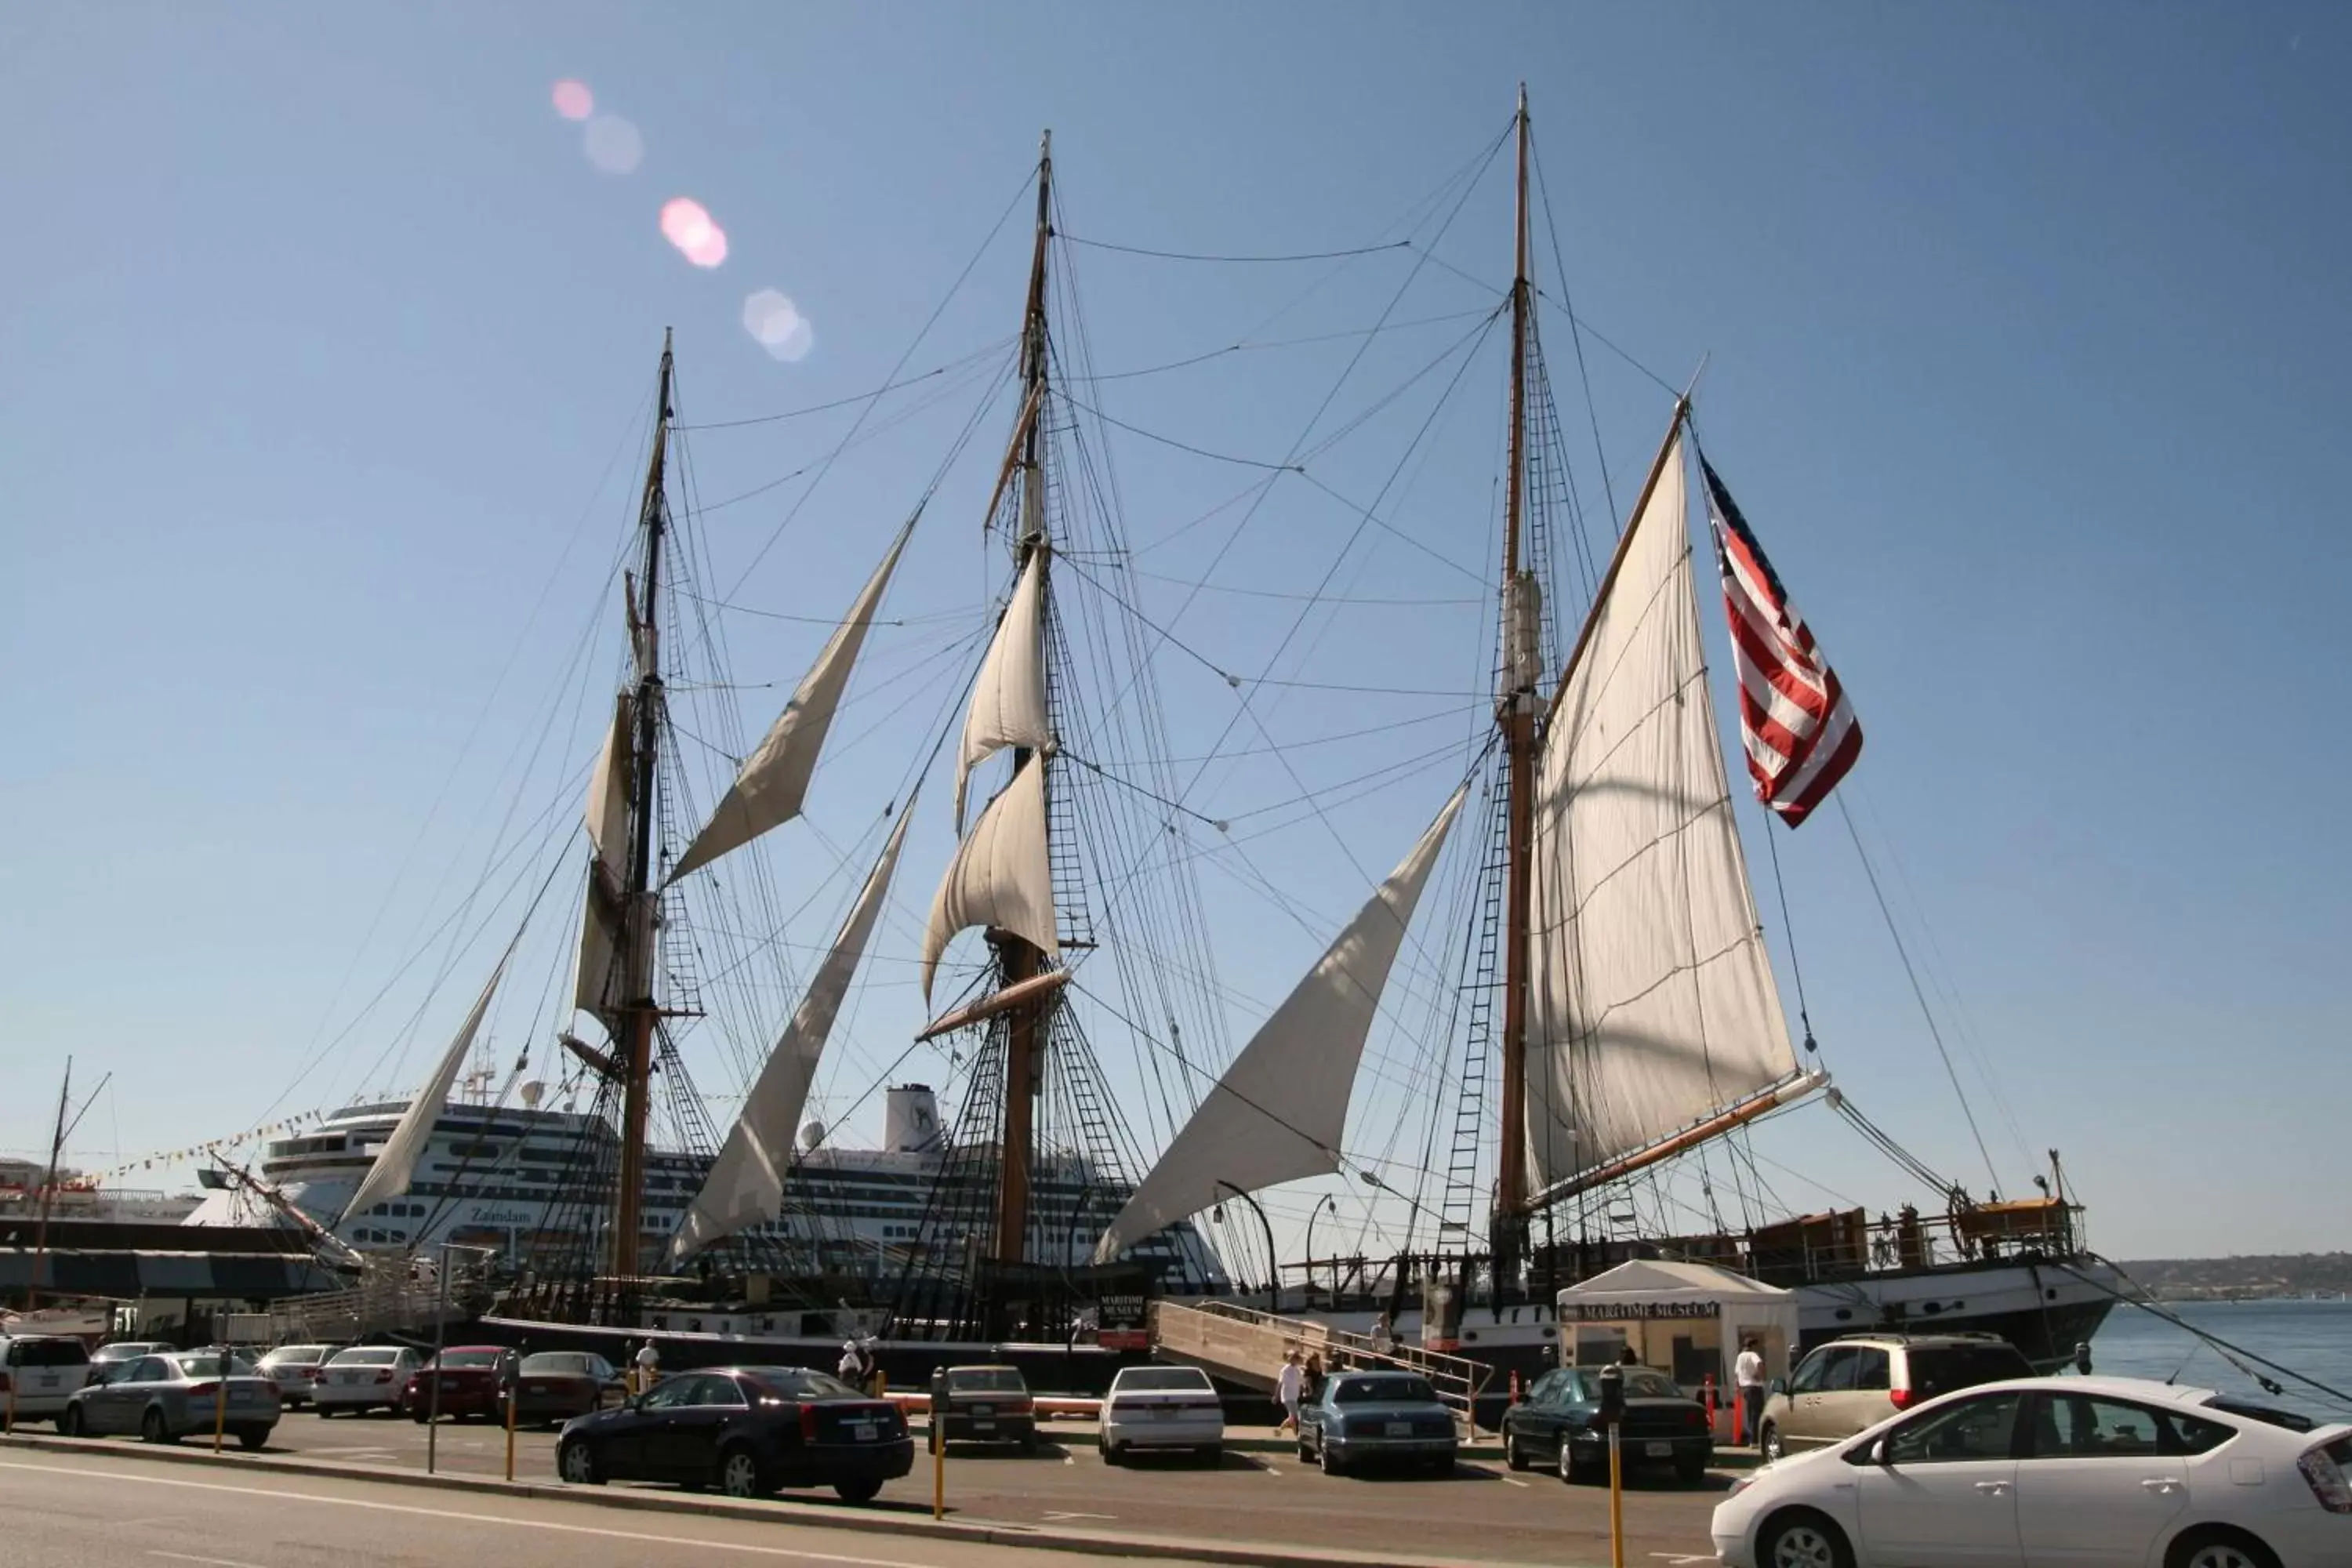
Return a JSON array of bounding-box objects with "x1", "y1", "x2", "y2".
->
[
  {"x1": 1596, "y1": 1363, "x2": 1624, "y2": 1427},
  {"x1": 927, "y1": 1366, "x2": 949, "y2": 1520}
]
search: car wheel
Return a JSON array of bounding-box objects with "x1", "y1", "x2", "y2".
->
[
  {"x1": 1757, "y1": 1508, "x2": 1854, "y2": 1568},
  {"x1": 1296, "y1": 1435, "x2": 1314, "y2": 1462},
  {"x1": 141, "y1": 1406, "x2": 175, "y2": 1445},
  {"x1": 1318, "y1": 1437, "x2": 1342, "y2": 1476},
  {"x1": 410, "y1": 1407, "x2": 429, "y2": 1424},
  {"x1": 833, "y1": 1477, "x2": 882, "y2": 1504},
  {"x1": 60, "y1": 1406, "x2": 85, "y2": 1439},
  {"x1": 2166, "y1": 1527, "x2": 2282, "y2": 1568},
  {"x1": 1759, "y1": 1420, "x2": 1784, "y2": 1463},
  {"x1": 1504, "y1": 1431, "x2": 1529, "y2": 1472},
  {"x1": 1099, "y1": 1437, "x2": 1121, "y2": 1465},
  {"x1": 1197, "y1": 1445, "x2": 1221, "y2": 1465},
  {"x1": 1675, "y1": 1451, "x2": 1709, "y2": 1484},
  {"x1": 316, "y1": 1406, "x2": 336, "y2": 1419},
  {"x1": 237, "y1": 1428, "x2": 270, "y2": 1452},
  {"x1": 557, "y1": 1439, "x2": 604, "y2": 1486}
]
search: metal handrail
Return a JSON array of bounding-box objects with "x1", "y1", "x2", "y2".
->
[{"x1": 1156, "y1": 1299, "x2": 1494, "y2": 1432}]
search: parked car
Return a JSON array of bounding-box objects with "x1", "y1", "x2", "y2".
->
[
  {"x1": 1712, "y1": 1374, "x2": 2352, "y2": 1568},
  {"x1": 312, "y1": 1345, "x2": 422, "y2": 1416},
  {"x1": 253, "y1": 1345, "x2": 339, "y2": 1409},
  {"x1": 89, "y1": 1341, "x2": 174, "y2": 1371},
  {"x1": 0, "y1": 1334, "x2": 95, "y2": 1425},
  {"x1": 405, "y1": 1346, "x2": 520, "y2": 1422},
  {"x1": 1501, "y1": 1364, "x2": 1712, "y2": 1483},
  {"x1": 512, "y1": 1352, "x2": 625, "y2": 1426},
  {"x1": 1099, "y1": 1365, "x2": 1223, "y2": 1465},
  {"x1": 62, "y1": 1349, "x2": 279, "y2": 1449},
  {"x1": 1296, "y1": 1369, "x2": 1458, "y2": 1477},
  {"x1": 1756, "y1": 1332, "x2": 2032, "y2": 1462},
  {"x1": 938, "y1": 1364, "x2": 1038, "y2": 1449},
  {"x1": 555, "y1": 1366, "x2": 912, "y2": 1503}
]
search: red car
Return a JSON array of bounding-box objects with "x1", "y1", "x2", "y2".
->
[{"x1": 404, "y1": 1347, "x2": 520, "y2": 1423}]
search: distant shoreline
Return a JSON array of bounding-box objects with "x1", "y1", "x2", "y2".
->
[{"x1": 2118, "y1": 1254, "x2": 2352, "y2": 1304}]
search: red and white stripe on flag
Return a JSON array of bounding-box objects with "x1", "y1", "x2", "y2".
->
[{"x1": 1700, "y1": 456, "x2": 1861, "y2": 827}]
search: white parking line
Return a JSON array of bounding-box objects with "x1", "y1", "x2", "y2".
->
[
  {"x1": 0, "y1": 1462, "x2": 952, "y2": 1568},
  {"x1": 1500, "y1": 1475, "x2": 1530, "y2": 1489},
  {"x1": 150, "y1": 1554, "x2": 269, "y2": 1568}
]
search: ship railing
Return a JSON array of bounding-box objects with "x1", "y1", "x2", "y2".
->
[
  {"x1": 1748, "y1": 1200, "x2": 2084, "y2": 1287},
  {"x1": 1150, "y1": 1298, "x2": 1492, "y2": 1433}
]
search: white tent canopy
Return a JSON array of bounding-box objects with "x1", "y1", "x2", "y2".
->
[{"x1": 1556, "y1": 1260, "x2": 1799, "y2": 1443}]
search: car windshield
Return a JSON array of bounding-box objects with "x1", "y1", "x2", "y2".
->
[
  {"x1": 1114, "y1": 1369, "x2": 1210, "y2": 1392},
  {"x1": 261, "y1": 1347, "x2": 329, "y2": 1366},
  {"x1": 93, "y1": 1343, "x2": 158, "y2": 1363},
  {"x1": 1904, "y1": 1345, "x2": 2030, "y2": 1399},
  {"x1": 738, "y1": 1367, "x2": 861, "y2": 1400},
  {"x1": 173, "y1": 1355, "x2": 252, "y2": 1378},
  {"x1": 522, "y1": 1353, "x2": 595, "y2": 1376},
  {"x1": 949, "y1": 1368, "x2": 1027, "y2": 1392},
  {"x1": 436, "y1": 1351, "x2": 503, "y2": 1369},
  {"x1": 1565, "y1": 1368, "x2": 1680, "y2": 1400},
  {"x1": 1333, "y1": 1376, "x2": 1437, "y2": 1404},
  {"x1": 332, "y1": 1349, "x2": 401, "y2": 1366},
  {"x1": 7, "y1": 1338, "x2": 90, "y2": 1367}
]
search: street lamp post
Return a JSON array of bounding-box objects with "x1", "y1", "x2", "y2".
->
[
  {"x1": 1213, "y1": 1181, "x2": 1278, "y2": 1306},
  {"x1": 1304, "y1": 1195, "x2": 1339, "y2": 1306}
]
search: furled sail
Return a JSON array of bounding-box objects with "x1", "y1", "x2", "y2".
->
[
  {"x1": 1091, "y1": 783, "x2": 1467, "y2": 1265},
  {"x1": 920, "y1": 754, "x2": 1058, "y2": 1004},
  {"x1": 1524, "y1": 422, "x2": 1810, "y2": 1199},
  {"x1": 952, "y1": 544, "x2": 1052, "y2": 832},
  {"x1": 339, "y1": 951, "x2": 511, "y2": 1225},
  {"x1": 666, "y1": 517, "x2": 916, "y2": 884},
  {"x1": 572, "y1": 691, "x2": 633, "y2": 1023},
  {"x1": 670, "y1": 809, "x2": 913, "y2": 1264}
]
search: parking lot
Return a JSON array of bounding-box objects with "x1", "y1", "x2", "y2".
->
[{"x1": 56, "y1": 1405, "x2": 1731, "y2": 1563}]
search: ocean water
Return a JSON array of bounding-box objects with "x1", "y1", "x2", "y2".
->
[{"x1": 2087, "y1": 1298, "x2": 2352, "y2": 1426}]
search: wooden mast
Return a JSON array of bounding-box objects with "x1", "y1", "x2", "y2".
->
[
  {"x1": 611, "y1": 330, "x2": 675, "y2": 1281},
  {"x1": 1493, "y1": 85, "x2": 1535, "y2": 1287},
  {"x1": 25, "y1": 1059, "x2": 71, "y2": 1312},
  {"x1": 989, "y1": 131, "x2": 1054, "y2": 1277}
]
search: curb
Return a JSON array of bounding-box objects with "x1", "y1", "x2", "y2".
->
[{"x1": 0, "y1": 1432, "x2": 1577, "y2": 1568}]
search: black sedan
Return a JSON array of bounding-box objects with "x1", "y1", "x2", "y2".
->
[
  {"x1": 556, "y1": 1366, "x2": 913, "y2": 1502},
  {"x1": 1499, "y1": 1365, "x2": 1712, "y2": 1483}
]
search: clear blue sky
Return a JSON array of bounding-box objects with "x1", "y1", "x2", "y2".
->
[{"x1": 5, "y1": 2, "x2": 2344, "y2": 1263}]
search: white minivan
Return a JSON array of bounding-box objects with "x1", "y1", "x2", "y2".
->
[{"x1": 2, "y1": 1334, "x2": 96, "y2": 1425}]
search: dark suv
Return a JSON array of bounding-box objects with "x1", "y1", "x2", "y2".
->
[{"x1": 1756, "y1": 1333, "x2": 2032, "y2": 1460}]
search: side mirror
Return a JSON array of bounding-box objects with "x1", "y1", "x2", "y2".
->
[
  {"x1": 1768, "y1": 1377, "x2": 1788, "y2": 1397},
  {"x1": 1869, "y1": 1437, "x2": 1892, "y2": 1466},
  {"x1": 2072, "y1": 1341, "x2": 2094, "y2": 1377}
]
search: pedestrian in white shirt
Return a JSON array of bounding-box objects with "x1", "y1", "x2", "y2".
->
[
  {"x1": 633, "y1": 1340, "x2": 660, "y2": 1393},
  {"x1": 1276, "y1": 1349, "x2": 1303, "y2": 1433},
  {"x1": 1733, "y1": 1337, "x2": 1766, "y2": 1443}
]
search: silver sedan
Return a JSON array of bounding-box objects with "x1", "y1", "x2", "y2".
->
[{"x1": 62, "y1": 1350, "x2": 280, "y2": 1449}]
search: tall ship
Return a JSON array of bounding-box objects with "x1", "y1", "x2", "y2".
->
[{"x1": 182, "y1": 90, "x2": 2113, "y2": 1381}]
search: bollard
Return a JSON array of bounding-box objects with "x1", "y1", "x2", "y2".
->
[
  {"x1": 505, "y1": 1381, "x2": 518, "y2": 1483},
  {"x1": 928, "y1": 1366, "x2": 949, "y2": 1521},
  {"x1": 4, "y1": 1348, "x2": 16, "y2": 1436},
  {"x1": 1509, "y1": 1370, "x2": 1521, "y2": 1405},
  {"x1": 212, "y1": 1346, "x2": 230, "y2": 1454},
  {"x1": 1703, "y1": 1374, "x2": 1716, "y2": 1432}
]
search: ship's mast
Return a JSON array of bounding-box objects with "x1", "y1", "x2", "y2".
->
[
  {"x1": 989, "y1": 131, "x2": 1054, "y2": 1274},
  {"x1": 25, "y1": 1058, "x2": 71, "y2": 1311},
  {"x1": 611, "y1": 329, "x2": 675, "y2": 1280},
  {"x1": 1493, "y1": 85, "x2": 1536, "y2": 1288}
]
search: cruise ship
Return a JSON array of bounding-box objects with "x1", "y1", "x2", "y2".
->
[{"x1": 183, "y1": 1083, "x2": 1226, "y2": 1295}]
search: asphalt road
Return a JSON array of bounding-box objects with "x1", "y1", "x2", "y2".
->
[
  {"x1": 0, "y1": 1450, "x2": 1152, "y2": 1568},
  {"x1": 21, "y1": 1406, "x2": 1730, "y2": 1566}
]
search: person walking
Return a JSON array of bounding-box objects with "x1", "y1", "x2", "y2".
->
[
  {"x1": 1734, "y1": 1336, "x2": 1766, "y2": 1445},
  {"x1": 633, "y1": 1338, "x2": 661, "y2": 1394},
  {"x1": 1276, "y1": 1348, "x2": 1303, "y2": 1434},
  {"x1": 1301, "y1": 1350, "x2": 1325, "y2": 1405},
  {"x1": 837, "y1": 1338, "x2": 866, "y2": 1385}
]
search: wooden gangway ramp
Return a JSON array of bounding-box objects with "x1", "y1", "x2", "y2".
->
[{"x1": 1149, "y1": 1299, "x2": 1492, "y2": 1430}]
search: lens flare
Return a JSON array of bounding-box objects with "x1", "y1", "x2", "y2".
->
[
  {"x1": 584, "y1": 115, "x2": 644, "y2": 175},
  {"x1": 552, "y1": 80, "x2": 594, "y2": 121},
  {"x1": 660, "y1": 198, "x2": 728, "y2": 268},
  {"x1": 742, "y1": 289, "x2": 815, "y2": 361}
]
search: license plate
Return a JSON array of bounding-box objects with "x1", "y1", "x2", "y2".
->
[
  {"x1": 1645, "y1": 1441, "x2": 1673, "y2": 1457},
  {"x1": 971, "y1": 1403, "x2": 993, "y2": 1417},
  {"x1": 37, "y1": 1374, "x2": 58, "y2": 1389},
  {"x1": 230, "y1": 1390, "x2": 256, "y2": 1403},
  {"x1": 1154, "y1": 1406, "x2": 1183, "y2": 1418},
  {"x1": 1385, "y1": 1421, "x2": 1412, "y2": 1436},
  {"x1": 850, "y1": 1421, "x2": 877, "y2": 1442},
  {"x1": 528, "y1": 1384, "x2": 550, "y2": 1394}
]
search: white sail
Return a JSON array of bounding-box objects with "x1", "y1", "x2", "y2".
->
[
  {"x1": 952, "y1": 544, "x2": 1052, "y2": 832},
  {"x1": 920, "y1": 754, "x2": 1057, "y2": 1004},
  {"x1": 574, "y1": 692, "x2": 633, "y2": 1021},
  {"x1": 1091, "y1": 783, "x2": 1466, "y2": 1265},
  {"x1": 666, "y1": 517, "x2": 916, "y2": 884},
  {"x1": 1525, "y1": 426, "x2": 1804, "y2": 1195},
  {"x1": 670, "y1": 810, "x2": 913, "y2": 1264},
  {"x1": 340, "y1": 953, "x2": 510, "y2": 1225}
]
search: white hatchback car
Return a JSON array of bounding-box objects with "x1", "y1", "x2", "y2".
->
[
  {"x1": 1713, "y1": 1375, "x2": 2351, "y2": 1568},
  {"x1": 1099, "y1": 1365, "x2": 1223, "y2": 1463}
]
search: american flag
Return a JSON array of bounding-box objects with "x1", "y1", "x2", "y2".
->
[{"x1": 1700, "y1": 456, "x2": 1862, "y2": 827}]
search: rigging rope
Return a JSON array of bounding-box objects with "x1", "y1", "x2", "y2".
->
[
  {"x1": 1058, "y1": 234, "x2": 1413, "y2": 264},
  {"x1": 2066, "y1": 1257, "x2": 2352, "y2": 1414}
]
